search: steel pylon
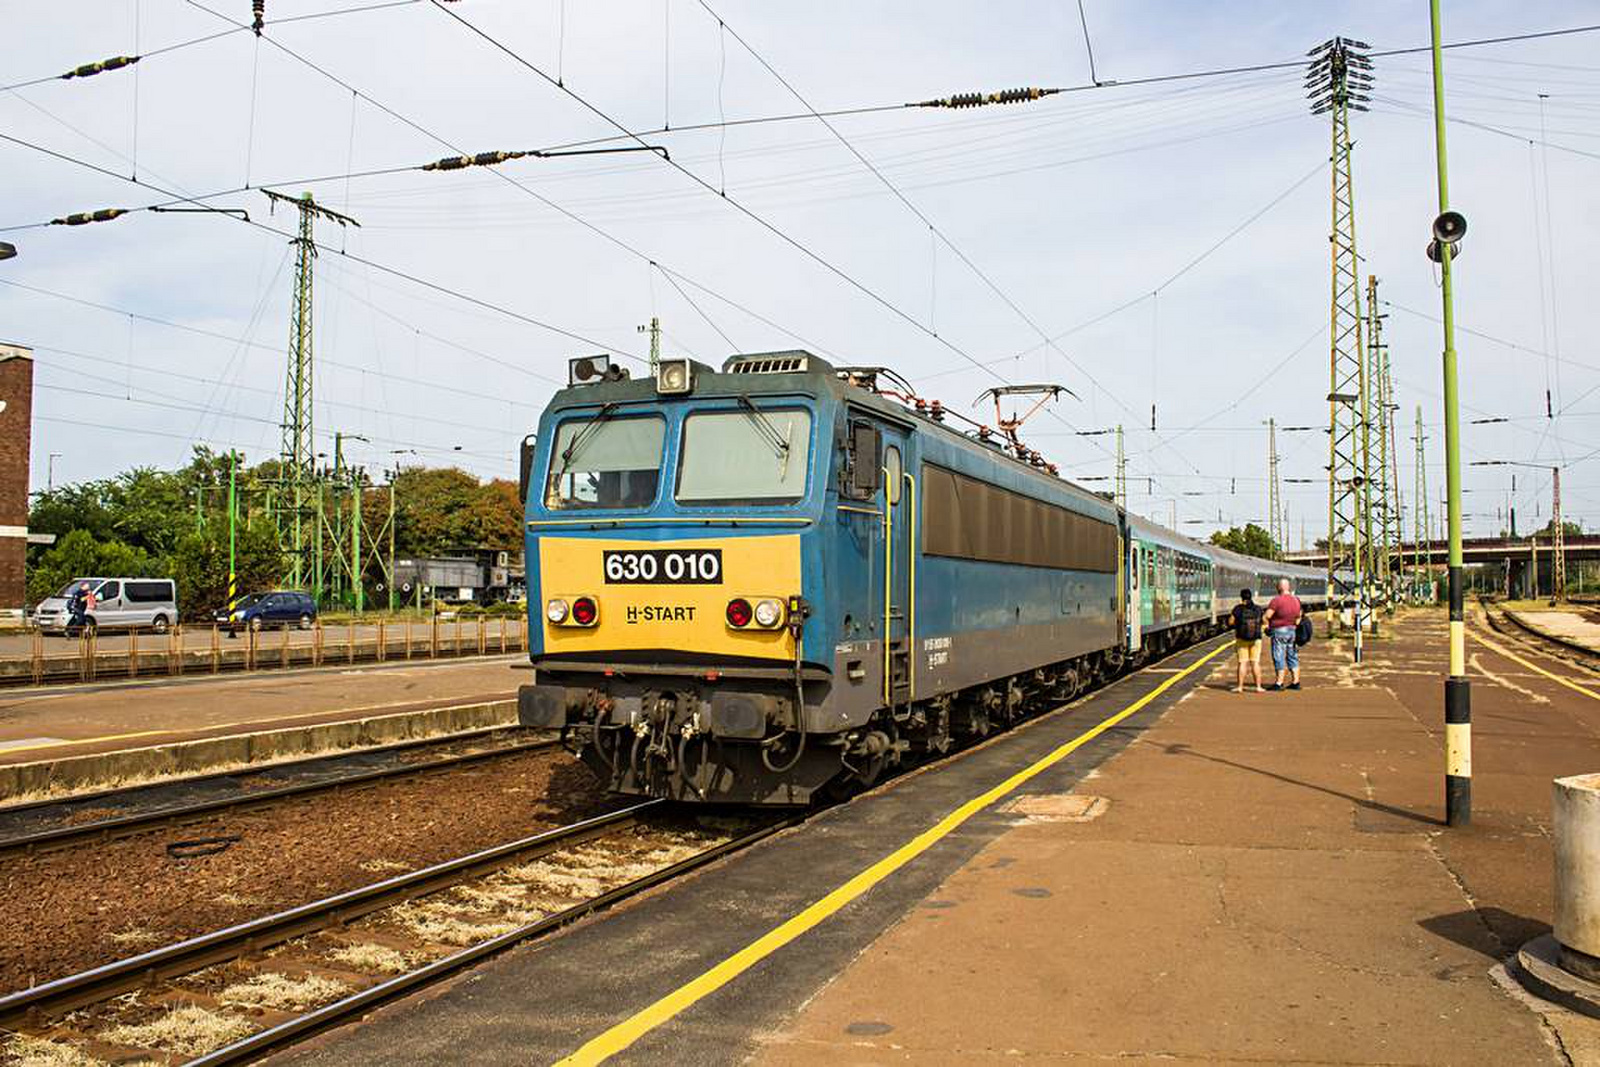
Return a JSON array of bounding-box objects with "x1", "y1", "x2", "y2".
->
[
  {"x1": 263, "y1": 190, "x2": 358, "y2": 597},
  {"x1": 1267, "y1": 418, "x2": 1285, "y2": 559},
  {"x1": 1414, "y1": 406, "x2": 1431, "y2": 602},
  {"x1": 1309, "y1": 37, "x2": 1374, "y2": 640}
]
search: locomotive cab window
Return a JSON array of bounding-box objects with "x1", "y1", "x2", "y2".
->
[
  {"x1": 545, "y1": 414, "x2": 665, "y2": 510},
  {"x1": 676, "y1": 407, "x2": 812, "y2": 504}
]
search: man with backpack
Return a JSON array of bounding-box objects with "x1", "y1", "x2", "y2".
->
[
  {"x1": 1262, "y1": 577, "x2": 1304, "y2": 691},
  {"x1": 1228, "y1": 588, "x2": 1266, "y2": 693}
]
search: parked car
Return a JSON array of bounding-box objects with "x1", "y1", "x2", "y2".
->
[
  {"x1": 32, "y1": 577, "x2": 178, "y2": 636},
  {"x1": 214, "y1": 591, "x2": 318, "y2": 633}
]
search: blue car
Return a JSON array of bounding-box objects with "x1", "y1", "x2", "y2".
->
[{"x1": 214, "y1": 590, "x2": 318, "y2": 633}]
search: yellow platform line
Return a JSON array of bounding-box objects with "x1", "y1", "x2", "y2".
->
[
  {"x1": 1471, "y1": 626, "x2": 1600, "y2": 702},
  {"x1": 555, "y1": 639, "x2": 1229, "y2": 1065}
]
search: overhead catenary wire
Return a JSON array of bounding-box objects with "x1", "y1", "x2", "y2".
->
[
  {"x1": 692, "y1": 0, "x2": 1125, "y2": 440},
  {"x1": 429, "y1": 0, "x2": 1176, "y2": 494},
  {"x1": 0, "y1": 0, "x2": 426, "y2": 93},
  {"x1": 162, "y1": 0, "x2": 843, "y2": 361},
  {"x1": 0, "y1": 131, "x2": 653, "y2": 369}
]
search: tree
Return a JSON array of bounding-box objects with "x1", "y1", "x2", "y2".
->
[
  {"x1": 166, "y1": 523, "x2": 285, "y2": 618},
  {"x1": 1210, "y1": 523, "x2": 1280, "y2": 561},
  {"x1": 27, "y1": 529, "x2": 153, "y2": 605},
  {"x1": 390, "y1": 467, "x2": 521, "y2": 557}
]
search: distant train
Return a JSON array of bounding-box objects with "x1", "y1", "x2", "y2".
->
[{"x1": 517, "y1": 351, "x2": 1338, "y2": 805}]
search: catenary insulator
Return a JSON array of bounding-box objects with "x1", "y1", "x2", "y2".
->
[
  {"x1": 50, "y1": 208, "x2": 128, "y2": 226},
  {"x1": 422, "y1": 150, "x2": 530, "y2": 171},
  {"x1": 914, "y1": 87, "x2": 1059, "y2": 109},
  {"x1": 61, "y1": 55, "x2": 140, "y2": 80}
]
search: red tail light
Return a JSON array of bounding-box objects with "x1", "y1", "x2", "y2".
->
[
  {"x1": 572, "y1": 596, "x2": 598, "y2": 626},
  {"x1": 725, "y1": 598, "x2": 753, "y2": 628}
]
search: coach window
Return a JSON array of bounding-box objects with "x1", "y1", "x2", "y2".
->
[
  {"x1": 882, "y1": 445, "x2": 902, "y2": 505},
  {"x1": 677, "y1": 408, "x2": 812, "y2": 504},
  {"x1": 545, "y1": 414, "x2": 665, "y2": 510}
]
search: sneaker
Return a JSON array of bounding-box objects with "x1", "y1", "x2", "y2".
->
[
  {"x1": 1288, "y1": 682, "x2": 1302, "y2": 691},
  {"x1": 1265, "y1": 684, "x2": 1280, "y2": 691}
]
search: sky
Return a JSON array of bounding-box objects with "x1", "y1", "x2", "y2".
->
[{"x1": 2, "y1": 0, "x2": 1598, "y2": 547}]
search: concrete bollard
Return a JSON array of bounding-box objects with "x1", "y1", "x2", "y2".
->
[
  {"x1": 1517, "y1": 772, "x2": 1600, "y2": 1016},
  {"x1": 1555, "y1": 774, "x2": 1600, "y2": 980}
]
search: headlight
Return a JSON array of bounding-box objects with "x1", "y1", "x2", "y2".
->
[
  {"x1": 753, "y1": 598, "x2": 784, "y2": 628},
  {"x1": 725, "y1": 598, "x2": 753, "y2": 629},
  {"x1": 571, "y1": 596, "x2": 598, "y2": 627},
  {"x1": 656, "y1": 358, "x2": 693, "y2": 395},
  {"x1": 546, "y1": 598, "x2": 569, "y2": 624}
]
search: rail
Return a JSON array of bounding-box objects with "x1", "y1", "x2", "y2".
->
[
  {"x1": 0, "y1": 728, "x2": 557, "y2": 855},
  {"x1": 0, "y1": 802, "x2": 661, "y2": 1026}
]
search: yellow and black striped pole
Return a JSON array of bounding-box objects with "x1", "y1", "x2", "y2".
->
[
  {"x1": 1429, "y1": 0, "x2": 1470, "y2": 826},
  {"x1": 226, "y1": 449, "x2": 240, "y2": 615}
]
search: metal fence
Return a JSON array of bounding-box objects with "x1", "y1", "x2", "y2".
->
[{"x1": 10, "y1": 615, "x2": 530, "y2": 687}]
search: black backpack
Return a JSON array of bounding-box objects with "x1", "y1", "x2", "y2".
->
[
  {"x1": 1295, "y1": 615, "x2": 1313, "y2": 647},
  {"x1": 1234, "y1": 603, "x2": 1262, "y2": 641}
]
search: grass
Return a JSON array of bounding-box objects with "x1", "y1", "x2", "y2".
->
[
  {"x1": 105, "y1": 927, "x2": 165, "y2": 949},
  {"x1": 100, "y1": 1005, "x2": 255, "y2": 1057},
  {"x1": 218, "y1": 972, "x2": 347, "y2": 1011},
  {"x1": 328, "y1": 942, "x2": 415, "y2": 975},
  {"x1": 388, "y1": 899, "x2": 537, "y2": 947},
  {"x1": 0, "y1": 1035, "x2": 103, "y2": 1067}
]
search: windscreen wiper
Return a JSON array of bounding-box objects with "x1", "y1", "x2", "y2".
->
[
  {"x1": 555, "y1": 402, "x2": 619, "y2": 479},
  {"x1": 737, "y1": 395, "x2": 792, "y2": 459}
]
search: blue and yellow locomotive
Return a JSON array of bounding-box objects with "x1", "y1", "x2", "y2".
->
[{"x1": 517, "y1": 351, "x2": 1332, "y2": 805}]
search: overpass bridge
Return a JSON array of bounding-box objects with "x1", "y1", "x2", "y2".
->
[
  {"x1": 1283, "y1": 534, "x2": 1600, "y2": 569},
  {"x1": 1284, "y1": 535, "x2": 1600, "y2": 598}
]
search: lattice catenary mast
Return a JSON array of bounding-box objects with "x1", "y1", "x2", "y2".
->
[
  {"x1": 1267, "y1": 418, "x2": 1285, "y2": 559},
  {"x1": 1413, "y1": 406, "x2": 1430, "y2": 602},
  {"x1": 264, "y1": 190, "x2": 358, "y2": 594},
  {"x1": 1365, "y1": 275, "x2": 1399, "y2": 608},
  {"x1": 1308, "y1": 36, "x2": 1374, "y2": 642}
]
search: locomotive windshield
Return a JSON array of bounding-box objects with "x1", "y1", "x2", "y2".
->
[
  {"x1": 676, "y1": 407, "x2": 811, "y2": 504},
  {"x1": 545, "y1": 414, "x2": 665, "y2": 510}
]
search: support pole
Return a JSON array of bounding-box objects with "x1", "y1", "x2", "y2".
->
[
  {"x1": 227, "y1": 450, "x2": 238, "y2": 614},
  {"x1": 1429, "y1": 0, "x2": 1470, "y2": 826},
  {"x1": 352, "y1": 469, "x2": 363, "y2": 613},
  {"x1": 1554, "y1": 466, "x2": 1567, "y2": 600},
  {"x1": 1114, "y1": 425, "x2": 1126, "y2": 510},
  {"x1": 388, "y1": 478, "x2": 397, "y2": 613}
]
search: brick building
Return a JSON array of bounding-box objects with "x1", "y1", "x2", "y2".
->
[{"x1": 0, "y1": 343, "x2": 33, "y2": 616}]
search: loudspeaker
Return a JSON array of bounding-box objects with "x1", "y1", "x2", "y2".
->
[{"x1": 1432, "y1": 211, "x2": 1467, "y2": 243}]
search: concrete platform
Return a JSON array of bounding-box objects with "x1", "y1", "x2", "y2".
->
[
  {"x1": 0, "y1": 656, "x2": 526, "y2": 797},
  {"x1": 272, "y1": 613, "x2": 1600, "y2": 1065},
  {"x1": 1507, "y1": 608, "x2": 1600, "y2": 656}
]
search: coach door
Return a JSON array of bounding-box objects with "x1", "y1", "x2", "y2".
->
[
  {"x1": 879, "y1": 428, "x2": 914, "y2": 707},
  {"x1": 1127, "y1": 540, "x2": 1142, "y2": 653}
]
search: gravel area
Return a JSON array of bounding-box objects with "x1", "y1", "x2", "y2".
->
[{"x1": 0, "y1": 748, "x2": 609, "y2": 992}]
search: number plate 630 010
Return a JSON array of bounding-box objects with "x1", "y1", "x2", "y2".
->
[{"x1": 602, "y1": 548, "x2": 723, "y2": 585}]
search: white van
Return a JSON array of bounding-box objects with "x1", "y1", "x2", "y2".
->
[{"x1": 32, "y1": 577, "x2": 179, "y2": 636}]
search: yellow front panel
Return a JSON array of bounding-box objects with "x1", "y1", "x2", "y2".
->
[{"x1": 539, "y1": 534, "x2": 801, "y2": 660}]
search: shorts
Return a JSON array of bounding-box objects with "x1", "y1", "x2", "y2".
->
[
  {"x1": 1270, "y1": 627, "x2": 1299, "y2": 672},
  {"x1": 1234, "y1": 638, "x2": 1260, "y2": 662}
]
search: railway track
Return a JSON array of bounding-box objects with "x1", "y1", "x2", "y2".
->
[
  {"x1": 1480, "y1": 604, "x2": 1600, "y2": 675},
  {"x1": 0, "y1": 637, "x2": 1223, "y2": 1064},
  {"x1": 0, "y1": 803, "x2": 792, "y2": 1065},
  {"x1": 0, "y1": 725, "x2": 558, "y2": 856}
]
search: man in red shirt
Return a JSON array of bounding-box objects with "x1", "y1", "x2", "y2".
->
[{"x1": 1261, "y1": 578, "x2": 1302, "y2": 691}]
